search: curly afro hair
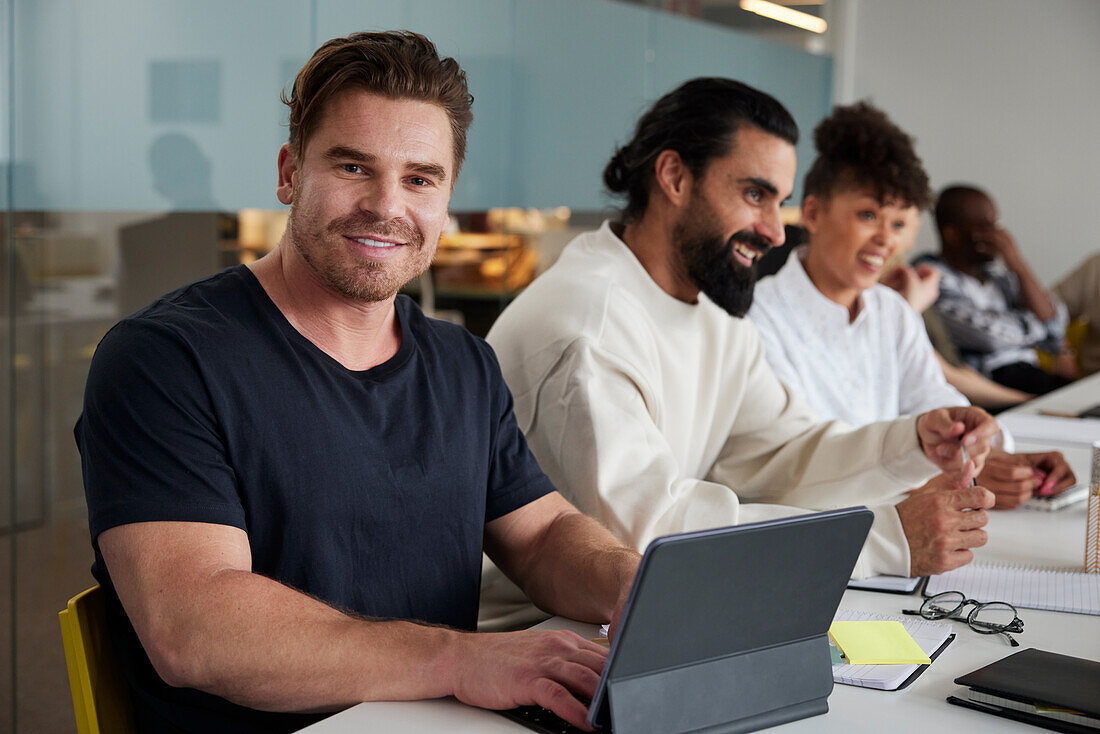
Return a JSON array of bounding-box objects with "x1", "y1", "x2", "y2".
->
[{"x1": 802, "y1": 101, "x2": 931, "y2": 209}]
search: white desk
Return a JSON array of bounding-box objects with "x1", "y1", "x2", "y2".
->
[
  {"x1": 1001, "y1": 369, "x2": 1100, "y2": 419},
  {"x1": 302, "y1": 376, "x2": 1100, "y2": 733}
]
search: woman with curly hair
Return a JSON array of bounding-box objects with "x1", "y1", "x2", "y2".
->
[
  {"x1": 749, "y1": 102, "x2": 960, "y2": 422},
  {"x1": 748, "y1": 101, "x2": 1076, "y2": 510}
]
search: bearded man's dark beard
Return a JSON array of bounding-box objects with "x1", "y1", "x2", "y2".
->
[{"x1": 678, "y1": 229, "x2": 765, "y2": 317}]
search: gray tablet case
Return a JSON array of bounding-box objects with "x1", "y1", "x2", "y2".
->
[{"x1": 587, "y1": 507, "x2": 873, "y2": 733}]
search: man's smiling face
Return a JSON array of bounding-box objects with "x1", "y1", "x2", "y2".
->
[
  {"x1": 672, "y1": 126, "x2": 796, "y2": 316},
  {"x1": 277, "y1": 89, "x2": 454, "y2": 302}
]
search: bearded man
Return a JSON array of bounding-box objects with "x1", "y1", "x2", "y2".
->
[{"x1": 480, "y1": 78, "x2": 999, "y2": 631}]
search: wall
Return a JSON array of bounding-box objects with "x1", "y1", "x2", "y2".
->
[
  {"x1": 11, "y1": 0, "x2": 832, "y2": 214},
  {"x1": 836, "y1": 0, "x2": 1100, "y2": 284}
]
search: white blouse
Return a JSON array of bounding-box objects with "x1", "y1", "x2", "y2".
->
[{"x1": 749, "y1": 249, "x2": 969, "y2": 427}]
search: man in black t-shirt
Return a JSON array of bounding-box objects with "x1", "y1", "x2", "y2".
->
[{"x1": 76, "y1": 31, "x2": 640, "y2": 734}]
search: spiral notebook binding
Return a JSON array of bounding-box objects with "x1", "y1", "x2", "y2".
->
[{"x1": 925, "y1": 561, "x2": 1100, "y2": 615}]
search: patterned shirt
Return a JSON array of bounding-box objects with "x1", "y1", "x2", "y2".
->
[{"x1": 916, "y1": 254, "x2": 1068, "y2": 374}]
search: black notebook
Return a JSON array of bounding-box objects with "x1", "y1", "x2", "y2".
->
[{"x1": 948, "y1": 648, "x2": 1100, "y2": 732}]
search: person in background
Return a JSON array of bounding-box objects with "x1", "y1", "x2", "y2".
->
[
  {"x1": 928, "y1": 332, "x2": 1034, "y2": 411},
  {"x1": 754, "y1": 184, "x2": 1032, "y2": 412},
  {"x1": 1053, "y1": 252, "x2": 1100, "y2": 377},
  {"x1": 917, "y1": 185, "x2": 1073, "y2": 395},
  {"x1": 879, "y1": 203, "x2": 1033, "y2": 412},
  {"x1": 749, "y1": 102, "x2": 1075, "y2": 512},
  {"x1": 479, "y1": 79, "x2": 1000, "y2": 631},
  {"x1": 76, "y1": 31, "x2": 640, "y2": 734}
]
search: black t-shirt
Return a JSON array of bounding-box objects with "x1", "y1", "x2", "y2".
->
[{"x1": 76, "y1": 266, "x2": 554, "y2": 733}]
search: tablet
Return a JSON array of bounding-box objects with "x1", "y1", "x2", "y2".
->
[{"x1": 585, "y1": 507, "x2": 873, "y2": 733}]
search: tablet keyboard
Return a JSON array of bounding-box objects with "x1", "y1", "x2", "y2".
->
[{"x1": 498, "y1": 705, "x2": 607, "y2": 733}]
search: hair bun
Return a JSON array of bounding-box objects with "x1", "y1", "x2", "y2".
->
[
  {"x1": 813, "y1": 101, "x2": 893, "y2": 159},
  {"x1": 603, "y1": 150, "x2": 629, "y2": 193},
  {"x1": 803, "y1": 100, "x2": 931, "y2": 209}
]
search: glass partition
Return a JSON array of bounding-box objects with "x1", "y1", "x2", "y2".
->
[
  {"x1": 2, "y1": 0, "x2": 12, "y2": 727},
  {"x1": 1, "y1": 2, "x2": 830, "y2": 731}
]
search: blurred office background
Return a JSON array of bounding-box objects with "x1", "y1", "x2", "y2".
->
[{"x1": 0, "y1": 1, "x2": 1097, "y2": 731}]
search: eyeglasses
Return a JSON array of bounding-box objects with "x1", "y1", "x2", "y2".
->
[{"x1": 903, "y1": 591, "x2": 1024, "y2": 646}]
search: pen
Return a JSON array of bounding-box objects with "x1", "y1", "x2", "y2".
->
[{"x1": 960, "y1": 441, "x2": 977, "y2": 487}]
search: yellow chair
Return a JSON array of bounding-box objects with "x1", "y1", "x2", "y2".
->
[
  {"x1": 1067, "y1": 317, "x2": 1090, "y2": 370},
  {"x1": 1037, "y1": 317, "x2": 1089, "y2": 374},
  {"x1": 59, "y1": 585, "x2": 136, "y2": 734}
]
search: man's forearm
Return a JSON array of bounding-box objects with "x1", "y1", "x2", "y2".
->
[
  {"x1": 143, "y1": 569, "x2": 459, "y2": 713},
  {"x1": 1004, "y1": 252, "x2": 1057, "y2": 321},
  {"x1": 939, "y1": 356, "x2": 1030, "y2": 409},
  {"x1": 515, "y1": 511, "x2": 639, "y2": 624}
]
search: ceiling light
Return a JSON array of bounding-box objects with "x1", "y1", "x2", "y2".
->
[{"x1": 739, "y1": 0, "x2": 827, "y2": 33}]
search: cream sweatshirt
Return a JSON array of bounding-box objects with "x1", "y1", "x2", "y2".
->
[{"x1": 479, "y1": 222, "x2": 938, "y2": 630}]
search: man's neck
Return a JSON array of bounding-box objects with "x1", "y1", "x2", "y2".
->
[
  {"x1": 618, "y1": 212, "x2": 699, "y2": 304},
  {"x1": 248, "y1": 244, "x2": 402, "y2": 372}
]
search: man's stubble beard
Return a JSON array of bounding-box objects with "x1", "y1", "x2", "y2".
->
[
  {"x1": 287, "y1": 199, "x2": 435, "y2": 303},
  {"x1": 673, "y1": 192, "x2": 763, "y2": 318}
]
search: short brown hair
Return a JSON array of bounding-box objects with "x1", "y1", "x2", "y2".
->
[{"x1": 282, "y1": 31, "x2": 474, "y2": 175}]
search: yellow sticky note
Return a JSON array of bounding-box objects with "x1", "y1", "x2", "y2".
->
[{"x1": 828, "y1": 621, "x2": 931, "y2": 665}]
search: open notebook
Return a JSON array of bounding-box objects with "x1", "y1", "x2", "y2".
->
[
  {"x1": 926, "y1": 563, "x2": 1100, "y2": 615},
  {"x1": 831, "y1": 609, "x2": 953, "y2": 690}
]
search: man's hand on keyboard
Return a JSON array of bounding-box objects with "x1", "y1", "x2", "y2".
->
[{"x1": 445, "y1": 629, "x2": 608, "y2": 731}]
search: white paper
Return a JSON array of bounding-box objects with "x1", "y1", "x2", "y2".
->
[
  {"x1": 997, "y1": 414, "x2": 1100, "y2": 447},
  {"x1": 926, "y1": 563, "x2": 1100, "y2": 615}
]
